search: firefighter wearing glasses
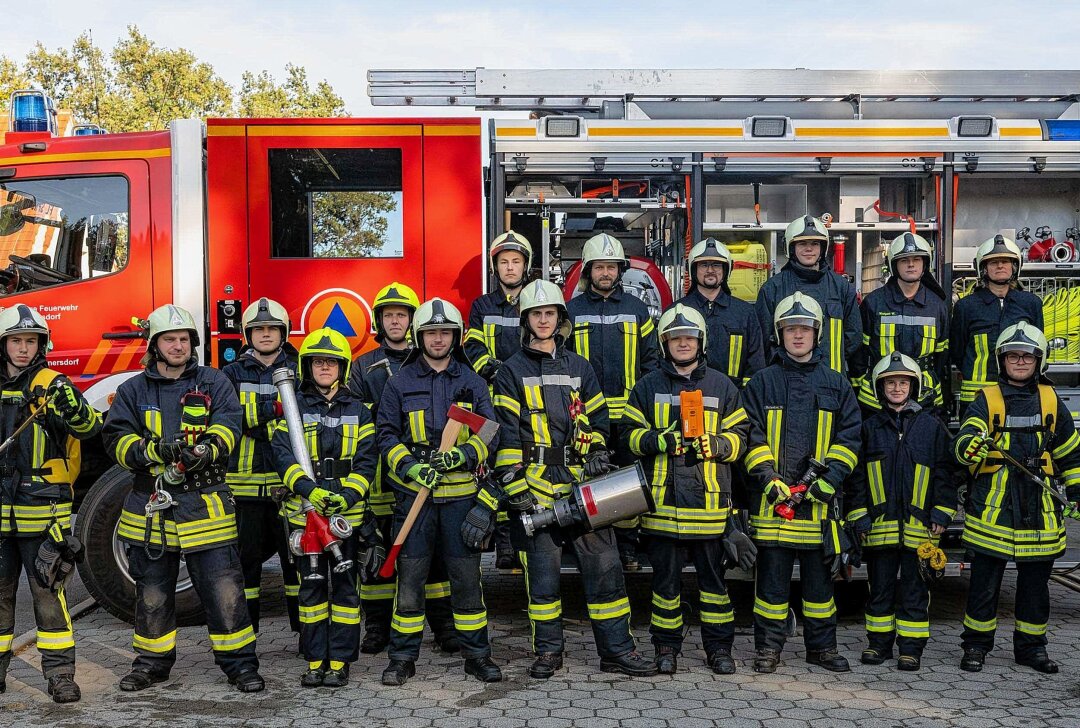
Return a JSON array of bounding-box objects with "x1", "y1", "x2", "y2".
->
[
  {"x1": 566, "y1": 233, "x2": 658, "y2": 569},
  {"x1": 103, "y1": 305, "x2": 262, "y2": 692},
  {"x1": 755, "y1": 216, "x2": 862, "y2": 379},
  {"x1": 950, "y1": 236, "x2": 1043, "y2": 414},
  {"x1": 678, "y1": 238, "x2": 765, "y2": 386},
  {"x1": 221, "y1": 297, "x2": 300, "y2": 635},
  {"x1": 743, "y1": 292, "x2": 861, "y2": 674},
  {"x1": 846, "y1": 352, "x2": 958, "y2": 671},
  {"x1": 0, "y1": 305, "x2": 101, "y2": 703},
  {"x1": 622, "y1": 304, "x2": 750, "y2": 675},
  {"x1": 492, "y1": 279, "x2": 657, "y2": 680},
  {"x1": 378, "y1": 298, "x2": 501, "y2": 686},
  {"x1": 464, "y1": 231, "x2": 533, "y2": 569},
  {"x1": 858, "y1": 233, "x2": 950, "y2": 414},
  {"x1": 271, "y1": 327, "x2": 381, "y2": 688},
  {"x1": 347, "y1": 283, "x2": 457, "y2": 656},
  {"x1": 954, "y1": 322, "x2": 1080, "y2": 674}
]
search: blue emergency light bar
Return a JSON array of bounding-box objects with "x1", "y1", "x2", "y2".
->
[
  {"x1": 73, "y1": 124, "x2": 108, "y2": 136},
  {"x1": 9, "y1": 90, "x2": 57, "y2": 134},
  {"x1": 1044, "y1": 120, "x2": 1080, "y2": 141}
]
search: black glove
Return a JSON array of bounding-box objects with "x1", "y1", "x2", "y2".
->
[
  {"x1": 583, "y1": 450, "x2": 614, "y2": 478},
  {"x1": 722, "y1": 515, "x2": 758, "y2": 570},
  {"x1": 480, "y1": 359, "x2": 503, "y2": 381},
  {"x1": 152, "y1": 439, "x2": 185, "y2": 465},
  {"x1": 358, "y1": 540, "x2": 386, "y2": 583},
  {"x1": 506, "y1": 489, "x2": 538, "y2": 513},
  {"x1": 180, "y1": 441, "x2": 219, "y2": 472},
  {"x1": 461, "y1": 502, "x2": 498, "y2": 550},
  {"x1": 48, "y1": 380, "x2": 86, "y2": 422}
]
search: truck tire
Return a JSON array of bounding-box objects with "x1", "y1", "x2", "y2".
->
[{"x1": 74, "y1": 465, "x2": 205, "y2": 626}]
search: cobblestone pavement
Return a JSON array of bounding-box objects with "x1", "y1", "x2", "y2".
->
[{"x1": 4, "y1": 554, "x2": 1080, "y2": 728}]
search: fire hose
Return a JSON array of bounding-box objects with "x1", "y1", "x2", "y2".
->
[{"x1": 273, "y1": 367, "x2": 353, "y2": 580}]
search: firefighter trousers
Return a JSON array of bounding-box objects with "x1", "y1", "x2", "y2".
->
[
  {"x1": 126, "y1": 543, "x2": 258, "y2": 680},
  {"x1": 515, "y1": 523, "x2": 636, "y2": 659},
  {"x1": 387, "y1": 496, "x2": 490, "y2": 661},
  {"x1": 646, "y1": 536, "x2": 734, "y2": 656},
  {"x1": 961, "y1": 551, "x2": 1053, "y2": 661},
  {"x1": 754, "y1": 545, "x2": 837, "y2": 653},
  {"x1": 864, "y1": 548, "x2": 929, "y2": 657},
  {"x1": 0, "y1": 535, "x2": 75, "y2": 680},
  {"x1": 359, "y1": 514, "x2": 453, "y2": 640},
  {"x1": 297, "y1": 532, "x2": 361, "y2": 664},
  {"x1": 235, "y1": 498, "x2": 300, "y2": 633}
]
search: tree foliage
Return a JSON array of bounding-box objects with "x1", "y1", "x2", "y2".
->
[
  {"x1": 312, "y1": 191, "x2": 398, "y2": 258},
  {"x1": 238, "y1": 64, "x2": 346, "y2": 118}
]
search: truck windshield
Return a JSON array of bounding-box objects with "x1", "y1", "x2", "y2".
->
[{"x1": 0, "y1": 175, "x2": 129, "y2": 294}]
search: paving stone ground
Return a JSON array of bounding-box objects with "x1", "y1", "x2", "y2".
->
[{"x1": 4, "y1": 553, "x2": 1080, "y2": 727}]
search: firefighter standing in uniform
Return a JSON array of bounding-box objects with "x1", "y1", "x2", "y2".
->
[
  {"x1": 377, "y1": 298, "x2": 502, "y2": 686},
  {"x1": 743, "y1": 292, "x2": 861, "y2": 674},
  {"x1": 858, "y1": 233, "x2": 950, "y2": 415},
  {"x1": 953, "y1": 322, "x2": 1080, "y2": 674},
  {"x1": 103, "y1": 305, "x2": 263, "y2": 692},
  {"x1": 566, "y1": 233, "x2": 658, "y2": 569},
  {"x1": 347, "y1": 282, "x2": 458, "y2": 656},
  {"x1": 271, "y1": 327, "x2": 382, "y2": 688},
  {"x1": 622, "y1": 304, "x2": 751, "y2": 675},
  {"x1": 464, "y1": 231, "x2": 533, "y2": 569},
  {"x1": 0, "y1": 306, "x2": 100, "y2": 703},
  {"x1": 221, "y1": 297, "x2": 301, "y2": 636},
  {"x1": 677, "y1": 238, "x2": 765, "y2": 386},
  {"x1": 491, "y1": 278, "x2": 657, "y2": 679},
  {"x1": 845, "y1": 352, "x2": 958, "y2": 671},
  {"x1": 950, "y1": 235, "x2": 1043, "y2": 415},
  {"x1": 755, "y1": 216, "x2": 862, "y2": 379}
]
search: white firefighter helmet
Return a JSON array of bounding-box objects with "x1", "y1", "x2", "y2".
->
[
  {"x1": 241, "y1": 297, "x2": 290, "y2": 345},
  {"x1": 411, "y1": 298, "x2": 464, "y2": 357},
  {"x1": 887, "y1": 233, "x2": 935, "y2": 276},
  {"x1": 0, "y1": 303, "x2": 52, "y2": 357},
  {"x1": 490, "y1": 230, "x2": 533, "y2": 270},
  {"x1": 773, "y1": 291, "x2": 823, "y2": 345},
  {"x1": 298, "y1": 327, "x2": 352, "y2": 385},
  {"x1": 996, "y1": 321, "x2": 1048, "y2": 374},
  {"x1": 578, "y1": 233, "x2": 627, "y2": 291},
  {"x1": 688, "y1": 238, "x2": 733, "y2": 291},
  {"x1": 871, "y1": 351, "x2": 922, "y2": 404},
  {"x1": 783, "y1": 215, "x2": 830, "y2": 261},
  {"x1": 974, "y1": 235, "x2": 1023, "y2": 278},
  {"x1": 518, "y1": 279, "x2": 570, "y2": 342},
  {"x1": 657, "y1": 304, "x2": 707, "y2": 362},
  {"x1": 146, "y1": 304, "x2": 200, "y2": 348}
]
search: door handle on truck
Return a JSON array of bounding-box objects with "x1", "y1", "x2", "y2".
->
[{"x1": 101, "y1": 330, "x2": 146, "y2": 340}]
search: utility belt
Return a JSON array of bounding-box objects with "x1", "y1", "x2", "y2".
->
[
  {"x1": 311, "y1": 457, "x2": 352, "y2": 479},
  {"x1": 523, "y1": 443, "x2": 581, "y2": 467},
  {"x1": 407, "y1": 443, "x2": 438, "y2": 463},
  {"x1": 132, "y1": 463, "x2": 227, "y2": 494}
]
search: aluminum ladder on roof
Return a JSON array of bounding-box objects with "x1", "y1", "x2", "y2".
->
[{"x1": 367, "y1": 68, "x2": 1080, "y2": 120}]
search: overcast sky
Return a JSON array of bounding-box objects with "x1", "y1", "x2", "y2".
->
[{"x1": 3, "y1": 1, "x2": 1077, "y2": 115}]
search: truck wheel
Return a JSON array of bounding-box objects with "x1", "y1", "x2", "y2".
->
[{"x1": 74, "y1": 465, "x2": 205, "y2": 626}]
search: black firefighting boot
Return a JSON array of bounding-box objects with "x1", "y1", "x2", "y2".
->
[
  {"x1": 1016, "y1": 648, "x2": 1058, "y2": 674},
  {"x1": 960, "y1": 648, "x2": 986, "y2": 672},
  {"x1": 464, "y1": 657, "x2": 503, "y2": 682},
  {"x1": 381, "y1": 659, "x2": 416, "y2": 686},
  {"x1": 47, "y1": 675, "x2": 81, "y2": 703},
  {"x1": 806, "y1": 649, "x2": 850, "y2": 672},
  {"x1": 707, "y1": 648, "x2": 736, "y2": 675},
  {"x1": 600, "y1": 651, "x2": 659, "y2": 677}
]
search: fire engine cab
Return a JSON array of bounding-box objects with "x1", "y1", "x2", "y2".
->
[{"x1": 3, "y1": 68, "x2": 1080, "y2": 622}]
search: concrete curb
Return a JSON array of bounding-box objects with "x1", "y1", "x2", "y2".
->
[{"x1": 12, "y1": 597, "x2": 97, "y2": 656}]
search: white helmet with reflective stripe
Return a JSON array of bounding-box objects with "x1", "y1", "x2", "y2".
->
[
  {"x1": 518, "y1": 279, "x2": 570, "y2": 342},
  {"x1": 773, "y1": 292, "x2": 823, "y2": 345},
  {"x1": 578, "y1": 233, "x2": 627, "y2": 291},
  {"x1": 147, "y1": 304, "x2": 200, "y2": 347},
  {"x1": 241, "y1": 297, "x2": 290, "y2": 344},
  {"x1": 887, "y1": 233, "x2": 935, "y2": 275},
  {"x1": 996, "y1": 321, "x2": 1048, "y2": 374},
  {"x1": 0, "y1": 303, "x2": 51, "y2": 359},
  {"x1": 871, "y1": 351, "x2": 922, "y2": 403},
  {"x1": 688, "y1": 238, "x2": 733, "y2": 293},
  {"x1": 975, "y1": 235, "x2": 1023, "y2": 279},
  {"x1": 490, "y1": 230, "x2": 533, "y2": 269},
  {"x1": 783, "y1": 215, "x2": 830, "y2": 260},
  {"x1": 658, "y1": 304, "x2": 707, "y2": 362}
]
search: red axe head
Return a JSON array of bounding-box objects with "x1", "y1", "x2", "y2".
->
[{"x1": 447, "y1": 404, "x2": 499, "y2": 443}]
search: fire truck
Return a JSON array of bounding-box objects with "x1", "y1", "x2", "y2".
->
[{"x1": 3, "y1": 68, "x2": 1080, "y2": 623}]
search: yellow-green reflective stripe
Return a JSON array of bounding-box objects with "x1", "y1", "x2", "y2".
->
[
  {"x1": 425, "y1": 581, "x2": 451, "y2": 600},
  {"x1": 700, "y1": 609, "x2": 734, "y2": 624},
  {"x1": 753, "y1": 598, "x2": 788, "y2": 620},
  {"x1": 360, "y1": 583, "x2": 397, "y2": 600},
  {"x1": 454, "y1": 612, "x2": 489, "y2": 631},
  {"x1": 973, "y1": 333, "x2": 989, "y2": 383},
  {"x1": 244, "y1": 587, "x2": 260, "y2": 600},
  {"x1": 528, "y1": 600, "x2": 562, "y2": 621},
  {"x1": 896, "y1": 619, "x2": 930, "y2": 638},
  {"x1": 1014, "y1": 619, "x2": 1047, "y2": 636},
  {"x1": 728, "y1": 334, "x2": 743, "y2": 379},
  {"x1": 408, "y1": 410, "x2": 426, "y2": 444},
  {"x1": 912, "y1": 464, "x2": 930, "y2": 509},
  {"x1": 587, "y1": 598, "x2": 631, "y2": 621},
  {"x1": 700, "y1": 590, "x2": 730, "y2": 606},
  {"x1": 133, "y1": 630, "x2": 176, "y2": 653},
  {"x1": 0, "y1": 633, "x2": 13, "y2": 652},
  {"x1": 651, "y1": 613, "x2": 683, "y2": 629},
  {"x1": 36, "y1": 629, "x2": 75, "y2": 650},
  {"x1": 963, "y1": 614, "x2": 996, "y2": 632},
  {"x1": 299, "y1": 602, "x2": 329, "y2": 623},
  {"x1": 651, "y1": 593, "x2": 680, "y2": 610},
  {"x1": 802, "y1": 599, "x2": 837, "y2": 619},
  {"x1": 208, "y1": 626, "x2": 255, "y2": 651},
  {"x1": 331, "y1": 605, "x2": 362, "y2": 624},
  {"x1": 868, "y1": 461, "x2": 885, "y2": 506},
  {"x1": 865, "y1": 614, "x2": 895, "y2": 633},
  {"x1": 766, "y1": 410, "x2": 782, "y2": 468},
  {"x1": 391, "y1": 613, "x2": 426, "y2": 633},
  {"x1": 829, "y1": 317, "x2": 843, "y2": 372}
]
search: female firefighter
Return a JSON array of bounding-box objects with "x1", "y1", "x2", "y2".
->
[
  {"x1": 954, "y1": 322, "x2": 1080, "y2": 674},
  {"x1": 846, "y1": 352, "x2": 958, "y2": 671},
  {"x1": 0, "y1": 305, "x2": 101, "y2": 703},
  {"x1": 622, "y1": 304, "x2": 751, "y2": 675},
  {"x1": 742, "y1": 292, "x2": 861, "y2": 674},
  {"x1": 271, "y1": 327, "x2": 381, "y2": 688}
]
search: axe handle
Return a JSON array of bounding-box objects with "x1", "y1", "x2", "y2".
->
[{"x1": 379, "y1": 419, "x2": 467, "y2": 578}]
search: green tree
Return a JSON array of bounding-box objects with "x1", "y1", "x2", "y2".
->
[
  {"x1": 238, "y1": 63, "x2": 347, "y2": 117},
  {"x1": 312, "y1": 191, "x2": 398, "y2": 258},
  {"x1": 23, "y1": 33, "x2": 110, "y2": 127},
  {"x1": 0, "y1": 55, "x2": 31, "y2": 107}
]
